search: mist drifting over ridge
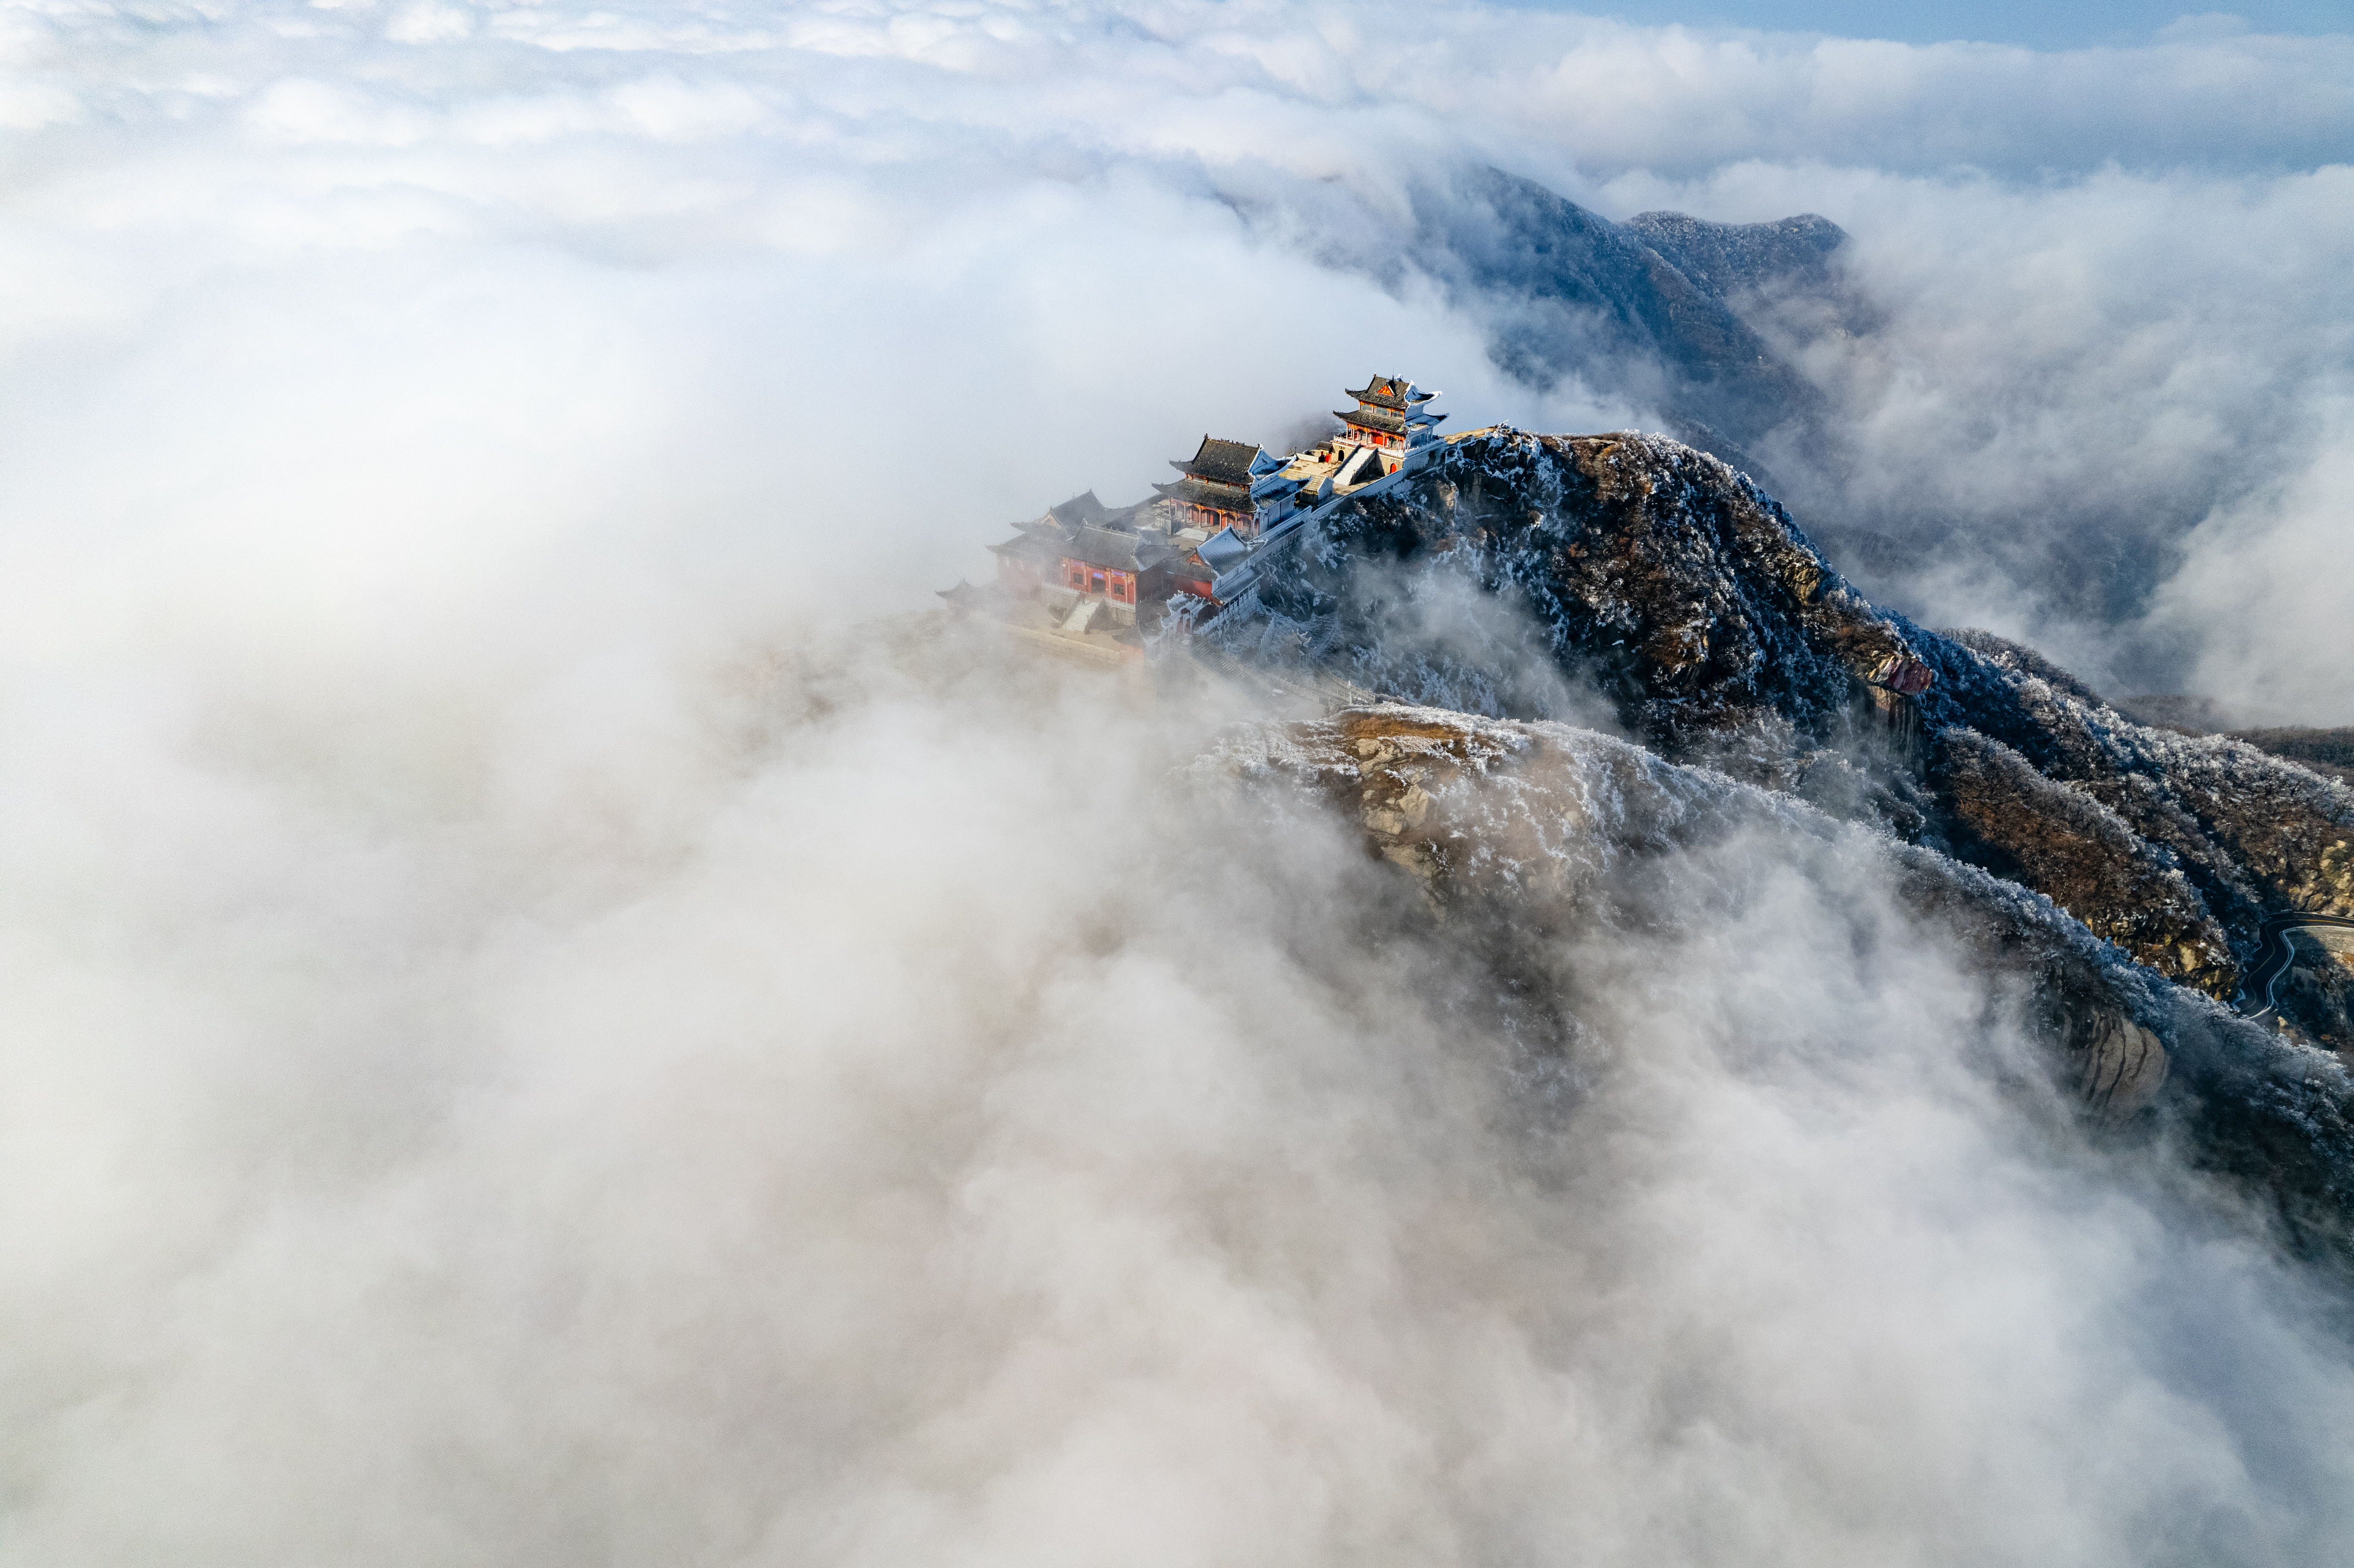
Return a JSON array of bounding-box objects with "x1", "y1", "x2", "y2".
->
[
  {"x1": 7, "y1": 0, "x2": 2351, "y2": 708},
  {"x1": 5, "y1": 1, "x2": 2354, "y2": 1561}
]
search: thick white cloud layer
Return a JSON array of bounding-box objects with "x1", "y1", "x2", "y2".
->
[
  {"x1": 4, "y1": 2, "x2": 2353, "y2": 1559},
  {"x1": 7, "y1": 0, "x2": 2348, "y2": 705},
  {"x1": 9, "y1": 627, "x2": 2354, "y2": 1565},
  {"x1": 2144, "y1": 392, "x2": 2354, "y2": 724},
  {"x1": 1681, "y1": 158, "x2": 2354, "y2": 711}
]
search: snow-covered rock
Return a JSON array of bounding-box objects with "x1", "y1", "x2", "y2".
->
[
  {"x1": 1199, "y1": 428, "x2": 2354, "y2": 1044},
  {"x1": 1196, "y1": 702, "x2": 2354, "y2": 1254}
]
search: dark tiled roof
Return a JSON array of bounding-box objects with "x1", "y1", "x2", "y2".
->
[
  {"x1": 1060, "y1": 526, "x2": 1172, "y2": 572},
  {"x1": 1039, "y1": 490, "x2": 1109, "y2": 531},
  {"x1": 1346, "y1": 376, "x2": 1411, "y2": 411},
  {"x1": 1339, "y1": 405, "x2": 1407, "y2": 434},
  {"x1": 1152, "y1": 477, "x2": 1253, "y2": 512},
  {"x1": 1169, "y1": 436, "x2": 1263, "y2": 485}
]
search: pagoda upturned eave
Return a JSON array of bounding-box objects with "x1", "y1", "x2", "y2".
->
[
  {"x1": 1168, "y1": 436, "x2": 1264, "y2": 487},
  {"x1": 1344, "y1": 377, "x2": 1437, "y2": 411}
]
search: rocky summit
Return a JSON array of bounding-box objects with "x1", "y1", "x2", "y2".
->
[
  {"x1": 1203, "y1": 430, "x2": 2352, "y2": 1006},
  {"x1": 1188, "y1": 429, "x2": 2354, "y2": 1247}
]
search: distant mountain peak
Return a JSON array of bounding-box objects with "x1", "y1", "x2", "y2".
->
[
  {"x1": 1622, "y1": 209, "x2": 1849, "y2": 299},
  {"x1": 1411, "y1": 169, "x2": 1846, "y2": 488}
]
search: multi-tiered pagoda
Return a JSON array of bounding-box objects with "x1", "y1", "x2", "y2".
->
[
  {"x1": 1153, "y1": 436, "x2": 1263, "y2": 536},
  {"x1": 1336, "y1": 376, "x2": 1445, "y2": 452}
]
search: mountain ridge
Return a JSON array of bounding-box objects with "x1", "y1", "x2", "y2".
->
[
  {"x1": 1193, "y1": 428, "x2": 2354, "y2": 1048},
  {"x1": 1411, "y1": 169, "x2": 1848, "y2": 486}
]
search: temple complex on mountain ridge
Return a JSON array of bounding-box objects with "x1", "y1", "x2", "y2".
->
[{"x1": 939, "y1": 374, "x2": 1448, "y2": 660}]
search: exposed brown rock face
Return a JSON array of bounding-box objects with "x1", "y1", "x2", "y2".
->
[
  {"x1": 1209, "y1": 703, "x2": 2156, "y2": 1104},
  {"x1": 1946, "y1": 635, "x2": 2354, "y2": 927},
  {"x1": 1938, "y1": 729, "x2": 2237, "y2": 995},
  {"x1": 1198, "y1": 703, "x2": 2354, "y2": 1254},
  {"x1": 1293, "y1": 431, "x2": 1921, "y2": 738},
  {"x1": 1230, "y1": 702, "x2": 1738, "y2": 915},
  {"x1": 1204, "y1": 430, "x2": 2354, "y2": 1047}
]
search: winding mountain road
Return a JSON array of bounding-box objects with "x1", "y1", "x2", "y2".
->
[{"x1": 2239, "y1": 913, "x2": 2354, "y2": 1020}]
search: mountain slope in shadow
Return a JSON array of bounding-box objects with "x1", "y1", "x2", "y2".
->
[
  {"x1": 1200, "y1": 429, "x2": 2353, "y2": 1036},
  {"x1": 1190, "y1": 426, "x2": 2354, "y2": 1259},
  {"x1": 1408, "y1": 167, "x2": 1853, "y2": 492}
]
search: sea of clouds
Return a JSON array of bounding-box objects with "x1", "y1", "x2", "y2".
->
[
  {"x1": 7, "y1": 0, "x2": 2350, "y2": 707},
  {"x1": 4, "y1": 2, "x2": 2353, "y2": 1561}
]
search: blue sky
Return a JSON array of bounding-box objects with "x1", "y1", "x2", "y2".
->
[{"x1": 1523, "y1": 2, "x2": 2352, "y2": 47}]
